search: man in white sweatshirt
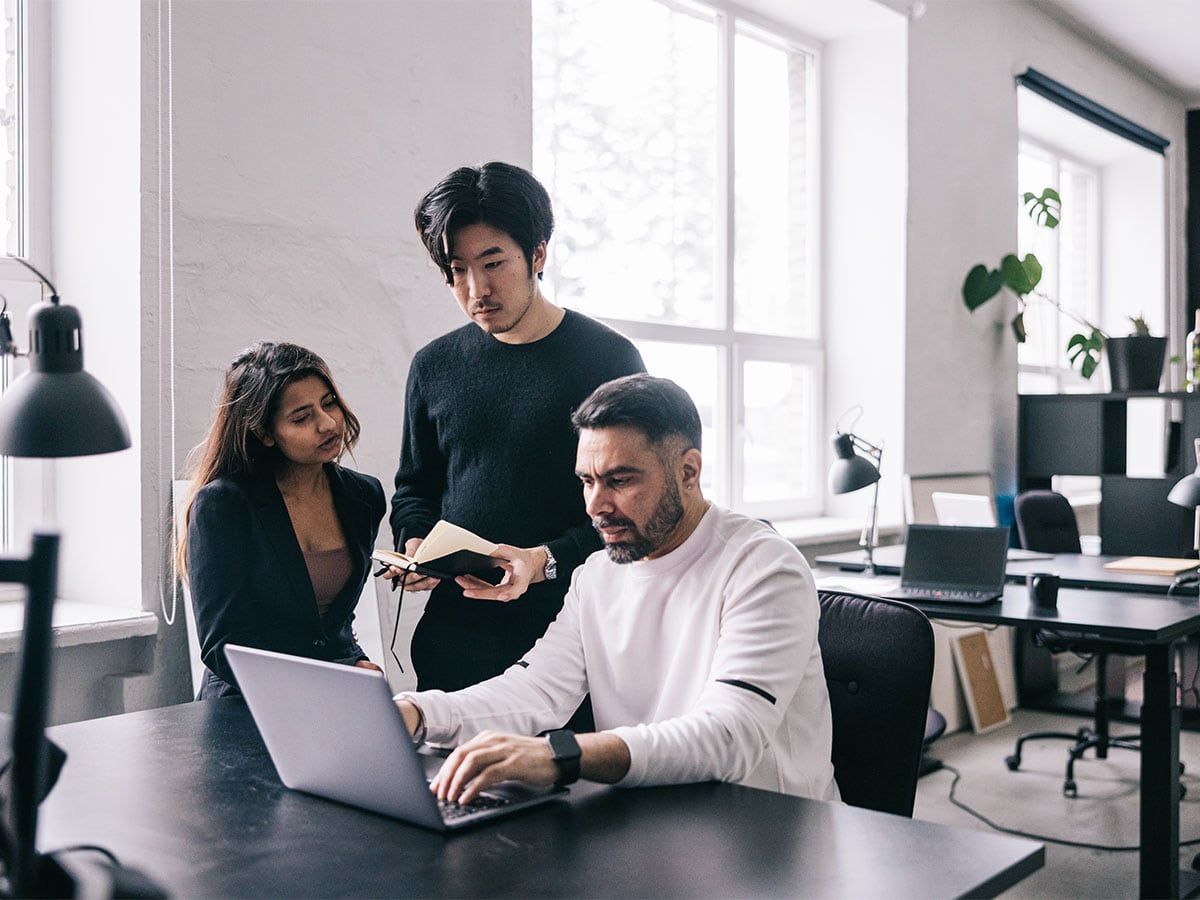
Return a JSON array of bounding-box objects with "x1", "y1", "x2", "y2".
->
[{"x1": 394, "y1": 374, "x2": 838, "y2": 805}]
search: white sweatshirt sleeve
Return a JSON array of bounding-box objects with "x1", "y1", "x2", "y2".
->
[
  {"x1": 398, "y1": 584, "x2": 591, "y2": 745},
  {"x1": 608, "y1": 542, "x2": 820, "y2": 792}
]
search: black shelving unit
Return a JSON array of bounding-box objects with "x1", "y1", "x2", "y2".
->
[{"x1": 1017, "y1": 391, "x2": 1197, "y2": 556}]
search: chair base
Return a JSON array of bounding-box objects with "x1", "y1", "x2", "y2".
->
[{"x1": 1005, "y1": 726, "x2": 1184, "y2": 799}]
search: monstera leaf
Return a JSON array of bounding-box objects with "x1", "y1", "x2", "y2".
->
[{"x1": 962, "y1": 264, "x2": 1004, "y2": 311}]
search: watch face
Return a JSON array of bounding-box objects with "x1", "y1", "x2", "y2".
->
[{"x1": 548, "y1": 729, "x2": 580, "y2": 760}]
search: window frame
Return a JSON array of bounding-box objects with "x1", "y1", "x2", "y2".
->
[
  {"x1": 1016, "y1": 137, "x2": 1102, "y2": 394},
  {"x1": 0, "y1": 0, "x2": 51, "y2": 554},
  {"x1": 533, "y1": 0, "x2": 824, "y2": 519}
]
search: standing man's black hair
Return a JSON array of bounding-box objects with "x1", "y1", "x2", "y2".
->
[{"x1": 414, "y1": 161, "x2": 555, "y2": 284}]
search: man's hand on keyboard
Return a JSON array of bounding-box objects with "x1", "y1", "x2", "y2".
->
[{"x1": 430, "y1": 731, "x2": 558, "y2": 805}]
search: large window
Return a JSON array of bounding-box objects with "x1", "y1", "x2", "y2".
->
[
  {"x1": 0, "y1": 0, "x2": 35, "y2": 553},
  {"x1": 1016, "y1": 82, "x2": 1167, "y2": 396},
  {"x1": 533, "y1": 0, "x2": 820, "y2": 518},
  {"x1": 1016, "y1": 142, "x2": 1100, "y2": 393}
]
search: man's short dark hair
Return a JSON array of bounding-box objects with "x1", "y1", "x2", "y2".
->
[
  {"x1": 414, "y1": 161, "x2": 554, "y2": 285},
  {"x1": 571, "y1": 374, "x2": 702, "y2": 452}
]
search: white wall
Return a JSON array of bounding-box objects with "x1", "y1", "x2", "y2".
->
[
  {"x1": 1102, "y1": 152, "x2": 1167, "y2": 337},
  {"x1": 822, "y1": 20, "x2": 908, "y2": 526},
  {"x1": 905, "y1": 0, "x2": 1187, "y2": 492}
]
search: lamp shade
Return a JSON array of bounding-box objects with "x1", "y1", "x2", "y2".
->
[
  {"x1": 1169, "y1": 438, "x2": 1200, "y2": 509},
  {"x1": 0, "y1": 301, "x2": 130, "y2": 457},
  {"x1": 828, "y1": 432, "x2": 881, "y2": 494},
  {"x1": 1169, "y1": 474, "x2": 1200, "y2": 509}
]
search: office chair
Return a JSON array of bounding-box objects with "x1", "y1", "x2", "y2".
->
[
  {"x1": 817, "y1": 589, "x2": 934, "y2": 817},
  {"x1": 1006, "y1": 489, "x2": 1171, "y2": 798}
]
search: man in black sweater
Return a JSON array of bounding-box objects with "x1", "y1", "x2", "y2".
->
[{"x1": 390, "y1": 162, "x2": 645, "y2": 700}]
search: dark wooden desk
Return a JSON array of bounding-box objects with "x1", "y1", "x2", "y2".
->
[
  {"x1": 814, "y1": 570, "x2": 1200, "y2": 899},
  {"x1": 37, "y1": 700, "x2": 1043, "y2": 898}
]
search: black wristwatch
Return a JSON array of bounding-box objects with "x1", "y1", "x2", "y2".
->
[{"x1": 546, "y1": 728, "x2": 581, "y2": 786}]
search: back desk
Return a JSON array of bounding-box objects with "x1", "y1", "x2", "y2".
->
[
  {"x1": 815, "y1": 547, "x2": 1200, "y2": 899},
  {"x1": 815, "y1": 545, "x2": 1198, "y2": 594},
  {"x1": 38, "y1": 700, "x2": 1044, "y2": 898}
]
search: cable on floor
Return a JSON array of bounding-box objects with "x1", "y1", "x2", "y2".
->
[{"x1": 938, "y1": 763, "x2": 1200, "y2": 852}]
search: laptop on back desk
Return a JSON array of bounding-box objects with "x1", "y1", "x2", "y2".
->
[
  {"x1": 879, "y1": 524, "x2": 1010, "y2": 605},
  {"x1": 224, "y1": 644, "x2": 566, "y2": 831}
]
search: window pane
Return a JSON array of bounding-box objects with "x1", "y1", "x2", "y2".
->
[
  {"x1": 733, "y1": 31, "x2": 812, "y2": 337},
  {"x1": 635, "y1": 340, "x2": 719, "y2": 500},
  {"x1": 1057, "y1": 164, "x2": 1097, "y2": 332},
  {"x1": 532, "y1": 0, "x2": 717, "y2": 327},
  {"x1": 2, "y1": 0, "x2": 22, "y2": 255},
  {"x1": 741, "y1": 359, "x2": 815, "y2": 505},
  {"x1": 1017, "y1": 150, "x2": 1058, "y2": 369}
]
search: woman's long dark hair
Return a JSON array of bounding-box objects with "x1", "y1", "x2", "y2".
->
[{"x1": 176, "y1": 341, "x2": 361, "y2": 576}]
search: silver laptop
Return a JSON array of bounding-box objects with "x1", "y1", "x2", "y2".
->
[
  {"x1": 931, "y1": 491, "x2": 1052, "y2": 561},
  {"x1": 224, "y1": 644, "x2": 566, "y2": 831},
  {"x1": 879, "y1": 524, "x2": 1010, "y2": 605}
]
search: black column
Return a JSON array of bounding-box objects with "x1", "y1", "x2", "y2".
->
[{"x1": 1189, "y1": 109, "x2": 1200, "y2": 323}]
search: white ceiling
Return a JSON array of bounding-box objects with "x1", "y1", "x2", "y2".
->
[
  {"x1": 736, "y1": 0, "x2": 1200, "y2": 108},
  {"x1": 1030, "y1": 0, "x2": 1200, "y2": 108}
]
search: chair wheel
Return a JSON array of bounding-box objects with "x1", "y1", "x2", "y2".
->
[
  {"x1": 1182, "y1": 783, "x2": 1188, "y2": 801},
  {"x1": 1005, "y1": 754, "x2": 1021, "y2": 771},
  {"x1": 1192, "y1": 852, "x2": 1200, "y2": 872},
  {"x1": 1063, "y1": 780, "x2": 1077, "y2": 798},
  {"x1": 1181, "y1": 761, "x2": 1186, "y2": 776}
]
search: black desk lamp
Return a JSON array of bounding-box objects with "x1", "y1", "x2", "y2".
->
[
  {"x1": 1168, "y1": 438, "x2": 1200, "y2": 555},
  {"x1": 0, "y1": 258, "x2": 135, "y2": 897},
  {"x1": 0, "y1": 259, "x2": 130, "y2": 456},
  {"x1": 828, "y1": 408, "x2": 884, "y2": 575}
]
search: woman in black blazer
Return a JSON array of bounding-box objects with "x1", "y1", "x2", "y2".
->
[{"x1": 179, "y1": 342, "x2": 386, "y2": 698}]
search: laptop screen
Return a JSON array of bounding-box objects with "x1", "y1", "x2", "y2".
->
[
  {"x1": 901, "y1": 524, "x2": 1010, "y2": 590},
  {"x1": 931, "y1": 492, "x2": 997, "y2": 527}
]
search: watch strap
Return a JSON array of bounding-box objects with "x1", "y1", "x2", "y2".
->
[{"x1": 540, "y1": 544, "x2": 558, "y2": 581}]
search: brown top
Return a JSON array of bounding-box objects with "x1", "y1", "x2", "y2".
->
[{"x1": 303, "y1": 547, "x2": 352, "y2": 618}]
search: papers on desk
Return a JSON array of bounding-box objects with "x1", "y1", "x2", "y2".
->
[
  {"x1": 1102, "y1": 556, "x2": 1200, "y2": 577},
  {"x1": 1006, "y1": 548, "x2": 1054, "y2": 561},
  {"x1": 814, "y1": 574, "x2": 900, "y2": 596}
]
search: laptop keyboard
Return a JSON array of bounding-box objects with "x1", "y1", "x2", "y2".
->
[
  {"x1": 437, "y1": 793, "x2": 514, "y2": 822},
  {"x1": 897, "y1": 587, "x2": 997, "y2": 602}
]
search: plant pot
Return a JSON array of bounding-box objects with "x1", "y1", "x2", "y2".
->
[{"x1": 1106, "y1": 335, "x2": 1167, "y2": 392}]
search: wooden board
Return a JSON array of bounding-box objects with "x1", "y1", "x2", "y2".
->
[
  {"x1": 1102, "y1": 555, "x2": 1200, "y2": 576},
  {"x1": 951, "y1": 629, "x2": 1011, "y2": 734}
]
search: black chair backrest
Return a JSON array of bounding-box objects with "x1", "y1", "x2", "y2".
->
[
  {"x1": 817, "y1": 589, "x2": 934, "y2": 817},
  {"x1": 1014, "y1": 489, "x2": 1081, "y2": 553}
]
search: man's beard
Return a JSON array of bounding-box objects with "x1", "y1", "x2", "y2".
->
[{"x1": 593, "y1": 481, "x2": 685, "y2": 564}]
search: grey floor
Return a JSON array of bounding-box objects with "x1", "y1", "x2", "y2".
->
[{"x1": 912, "y1": 707, "x2": 1200, "y2": 897}]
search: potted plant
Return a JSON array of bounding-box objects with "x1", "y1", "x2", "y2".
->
[
  {"x1": 1105, "y1": 314, "x2": 1167, "y2": 392},
  {"x1": 961, "y1": 188, "x2": 1166, "y2": 391}
]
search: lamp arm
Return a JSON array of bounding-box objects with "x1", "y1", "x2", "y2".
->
[
  {"x1": 6, "y1": 256, "x2": 59, "y2": 303},
  {"x1": 861, "y1": 456, "x2": 883, "y2": 575},
  {"x1": 846, "y1": 433, "x2": 883, "y2": 463}
]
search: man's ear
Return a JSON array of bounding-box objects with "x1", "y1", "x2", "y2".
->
[
  {"x1": 531, "y1": 240, "x2": 548, "y2": 276},
  {"x1": 680, "y1": 448, "x2": 702, "y2": 491}
]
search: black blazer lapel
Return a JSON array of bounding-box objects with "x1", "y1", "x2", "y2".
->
[
  {"x1": 245, "y1": 475, "x2": 318, "y2": 620},
  {"x1": 326, "y1": 465, "x2": 373, "y2": 622}
]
